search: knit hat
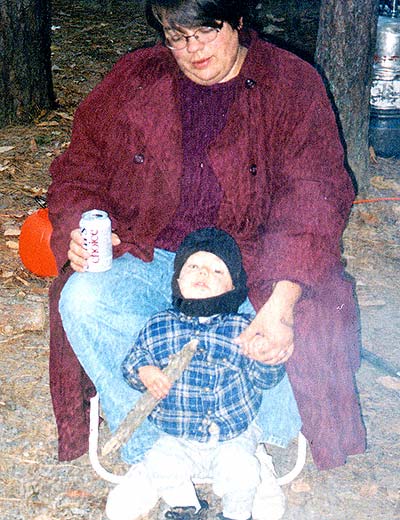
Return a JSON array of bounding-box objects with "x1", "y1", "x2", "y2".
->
[{"x1": 172, "y1": 227, "x2": 248, "y2": 316}]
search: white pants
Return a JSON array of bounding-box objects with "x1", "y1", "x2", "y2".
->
[{"x1": 142, "y1": 422, "x2": 262, "y2": 520}]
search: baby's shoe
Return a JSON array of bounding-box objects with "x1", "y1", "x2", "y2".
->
[
  {"x1": 252, "y1": 445, "x2": 286, "y2": 520},
  {"x1": 165, "y1": 499, "x2": 209, "y2": 520}
]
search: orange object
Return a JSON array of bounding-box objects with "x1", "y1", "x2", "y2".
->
[{"x1": 19, "y1": 208, "x2": 58, "y2": 277}]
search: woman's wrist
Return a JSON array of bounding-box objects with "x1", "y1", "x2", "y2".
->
[{"x1": 265, "y1": 280, "x2": 302, "y2": 324}]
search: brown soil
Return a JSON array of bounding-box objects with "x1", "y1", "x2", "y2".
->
[{"x1": 0, "y1": 1, "x2": 399, "y2": 519}]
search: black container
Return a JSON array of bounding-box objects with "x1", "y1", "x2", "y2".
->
[{"x1": 369, "y1": 108, "x2": 400, "y2": 157}]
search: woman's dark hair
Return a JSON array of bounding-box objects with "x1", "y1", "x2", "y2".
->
[{"x1": 145, "y1": 0, "x2": 252, "y2": 37}]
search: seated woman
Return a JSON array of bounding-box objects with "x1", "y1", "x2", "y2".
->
[{"x1": 47, "y1": 0, "x2": 366, "y2": 479}]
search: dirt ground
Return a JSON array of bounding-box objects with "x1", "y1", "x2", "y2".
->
[{"x1": 0, "y1": 1, "x2": 399, "y2": 519}]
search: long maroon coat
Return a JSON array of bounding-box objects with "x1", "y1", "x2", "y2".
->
[{"x1": 47, "y1": 31, "x2": 366, "y2": 470}]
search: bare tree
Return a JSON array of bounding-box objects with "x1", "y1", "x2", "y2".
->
[
  {"x1": 315, "y1": 0, "x2": 379, "y2": 191},
  {"x1": 0, "y1": 0, "x2": 55, "y2": 127}
]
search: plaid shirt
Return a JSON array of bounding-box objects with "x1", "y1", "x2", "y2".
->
[{"x1": 122, "y1": 310, "x2": 285, "y2": 442}]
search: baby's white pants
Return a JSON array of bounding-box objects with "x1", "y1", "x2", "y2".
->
[{"x1": 142, "y1": 422, "x2": 262, "y2": 520}]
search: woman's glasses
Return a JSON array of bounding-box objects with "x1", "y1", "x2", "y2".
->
[{"x1": 164, "y1": 25, "x2": 222, "y2": 50}]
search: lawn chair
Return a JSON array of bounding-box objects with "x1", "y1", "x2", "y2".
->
[{"x1": 88, "y1": 393, "x2": 307, "y2": 486}]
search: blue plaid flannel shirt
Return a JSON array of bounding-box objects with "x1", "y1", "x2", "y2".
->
[{"x1": 122, "y1": 309, "x2": 285, "y2": 442}]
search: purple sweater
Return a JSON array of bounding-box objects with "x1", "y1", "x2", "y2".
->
[{"x1": 155, "y1": 74, "x2": 236, "y2": 249}]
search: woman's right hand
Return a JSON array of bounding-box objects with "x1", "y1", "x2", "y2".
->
[{"x1": 67, "y1": 228, "x2": 121, "y2": 272}]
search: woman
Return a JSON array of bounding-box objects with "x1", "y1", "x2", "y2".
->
[{"x1": 47, "y1": 0, "x2": 366, "y2": 473}]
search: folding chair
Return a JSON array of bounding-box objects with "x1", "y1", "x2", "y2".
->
[{"x1": 88, "y1": 393, "x2": 307, "y2": 486}]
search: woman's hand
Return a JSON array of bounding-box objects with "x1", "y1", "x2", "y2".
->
[
  {"x1": 67, "y1": 228, "x2": 121, "y2": 272},
  {"x1": 138, "y1": 365, "x2": 172, "y2": 400},
  {"x1": 235, "y1": 280, "x2": 302, "y2": 365}
]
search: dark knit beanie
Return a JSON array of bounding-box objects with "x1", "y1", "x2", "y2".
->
[{"x1": 172, "y1": 227, "x2": 248, "y2": 316}]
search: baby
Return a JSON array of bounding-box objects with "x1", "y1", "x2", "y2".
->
[{"x1": 107, "y1": 228, "x2": 286, "y2": 520}]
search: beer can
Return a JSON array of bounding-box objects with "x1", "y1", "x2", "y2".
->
[{"x1": 79, "y1": 209, "x2": 112, "y2": 272}]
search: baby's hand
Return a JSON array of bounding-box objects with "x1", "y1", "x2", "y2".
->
[{"x1": 138, "y1": 365, "x2": 172, "y2": 400}]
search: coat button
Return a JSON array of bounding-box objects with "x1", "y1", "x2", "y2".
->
[
  {"x1": 133, "y1": 153, "x2": 145, "y2": 164},
  {"x1": 245, "y1": 78, "x2": 256, "y2": 89},
  {"x1": 249, "y1": 164, "x2": 257, "y2": 176}
]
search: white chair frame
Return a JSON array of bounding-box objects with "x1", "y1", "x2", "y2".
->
[{"x1": 88, "y1": 393, "x2": 307, "y2": 486}]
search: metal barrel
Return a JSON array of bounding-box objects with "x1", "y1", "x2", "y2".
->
[{"x1": 369, "y1": 13, "x2": 400, "y2": 157}]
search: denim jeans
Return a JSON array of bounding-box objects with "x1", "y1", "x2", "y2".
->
[{"x1": 59, "y1": 250, "x2": 301, "y2": 463}]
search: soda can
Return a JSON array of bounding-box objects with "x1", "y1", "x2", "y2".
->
[{"x1": 79, "y1": 209, "x2": 112, "y2": 272}]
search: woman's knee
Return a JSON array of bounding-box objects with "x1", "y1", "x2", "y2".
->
[{"x1": 59, "y1": 273, "x2": 102, "y2": 319}]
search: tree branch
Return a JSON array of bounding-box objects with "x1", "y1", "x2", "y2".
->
[{"x1": 101, "y1": 339, "x2": 198, "y2": 457}]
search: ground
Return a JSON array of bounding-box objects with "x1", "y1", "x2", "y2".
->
[{"x1": 0, "y1": 1, "x2": 399, "y2": 519}]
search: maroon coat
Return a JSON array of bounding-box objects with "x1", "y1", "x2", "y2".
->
[{"x1": 47, "y1": 31, "x2": 366, "y2": 469}]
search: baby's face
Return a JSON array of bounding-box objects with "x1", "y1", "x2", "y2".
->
[{"x1": 178, "y1": 251, "x2": 234, "y2": 299}]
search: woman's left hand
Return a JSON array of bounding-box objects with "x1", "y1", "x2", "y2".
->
[
  {"x1": 235, "y1": 306, "x2": 294, "y2": 364},
  {"x1": 235, "y1": 280, "x2": 302, "y2": 365}
]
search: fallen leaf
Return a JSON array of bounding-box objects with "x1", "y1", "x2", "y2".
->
[
  {"x1": 4, "y1": 227, "x2": 21, "y2": 237},
  {"x1": 369, "y1": 146, "x2": 378, "y2": 164},
  {"x1": 55, "y1": 111, "x2": 74, "y2": 121},
  {"x1": 37, "y1": 108, "x2": 48, "y2": 119},
  {"x1": 36, "y1": 121, "x2": 59, "y2": 127},
  {"x1": 1, "y1": 211, "x2": 24, "y2": 218},
  {"x1": 15, "y1": 275, "x2": 30, "y2": 286},
  {"x1": 64, "y1": 489, "x2": 92, "y2": 498},
  {"x1": 23, "y1": 185, "x2": 46, "y2": 194},
  {"x1": 30, "y1": 138, "x2": 38, "y2": 152},
  {"x1": 263, "y1": 24, "x2": 285, "y2": 34},
  {"x1": 378, "y1": 376, "x2": 400, "y2": 391},
  {"x1": 290, "y1": 480, "x2": 311, "y2": 493},
  {"x1": 6, "y1": 240, "x2": 19, "y2": 250},
  {"x1": 30, "y1": 287, "x2": 50, "y2": 295},
  {"x1": 370, "y1": 175, "x2": 400, "y2": 192},
  {"x1": 0, "y1": 146, "x2": 15, "y2": 153},
  {"x1": 358, "y1": 211, "x2": 380, "y2": 226}
]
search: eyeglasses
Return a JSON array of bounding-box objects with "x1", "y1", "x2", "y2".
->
[{"x1": 164, "y1": 25, "x2": 222, "y2": 51}]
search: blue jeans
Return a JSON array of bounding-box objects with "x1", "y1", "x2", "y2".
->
[{"x1": 59, "y1": 250, "x2": 301, "y2": 463}]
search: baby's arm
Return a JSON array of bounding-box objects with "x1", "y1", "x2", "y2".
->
[{"x1": 139, "y1": 365, "x2": 172, "y2": 400}]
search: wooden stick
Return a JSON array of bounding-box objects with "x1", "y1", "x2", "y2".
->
[{"x1": 101, "y1": 339, "x2": 198, "y2": 457}]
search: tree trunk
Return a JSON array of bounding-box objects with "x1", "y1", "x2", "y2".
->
[
  {"x1": 314, "y1": 0, "x2": 379, "y2": 192},
  {"x1": 0, "y1": 0, "x2": 55, "y2": 127}
]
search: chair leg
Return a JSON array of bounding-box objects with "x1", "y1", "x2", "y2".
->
[
  {"x1": 89, "y1": 393, "x2": 124, "y2": 483},
  {"x1": 276, "y1": 432, "x2": 307, "y2": 486},
  {"x1": 89, "y1": 394, "x2": 307, "y2": 487}
]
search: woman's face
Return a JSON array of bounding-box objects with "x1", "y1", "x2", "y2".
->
[{"x1": 163, "y1": 21, "x2": 245, "y2": 85}]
